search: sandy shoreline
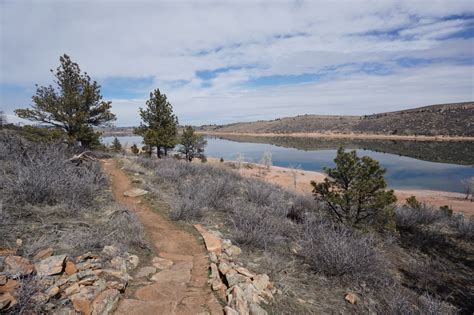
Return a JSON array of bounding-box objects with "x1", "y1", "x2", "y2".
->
[
  {"x1": 207, "y1": 158, "x2": 473, "y2": 216},
  {"x1": 200, "y1": 131, "x2": 474, "y2": 142}
]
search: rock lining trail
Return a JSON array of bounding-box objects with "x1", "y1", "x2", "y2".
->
[{"x1": 102, "y1": 159, "x2": 223, "y2": 315}]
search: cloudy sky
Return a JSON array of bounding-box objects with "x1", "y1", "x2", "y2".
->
[{"x1": 1, "y1": 0, "x2": 473, "y2": 126}]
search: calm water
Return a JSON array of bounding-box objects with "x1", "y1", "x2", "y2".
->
[{"x1": 102, "y1": 135, "x2": 474, "y2": 193}]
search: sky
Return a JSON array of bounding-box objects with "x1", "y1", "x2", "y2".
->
[{"x1": 1, "y1": 0, "x2": 473, "y2": 126}]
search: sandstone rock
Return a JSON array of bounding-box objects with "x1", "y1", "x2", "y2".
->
[
  {"x1": 252, "y1": 274, "x2": 269, "y2": 292},
  {"x1": 4, "y1": 256, "x2": 34, "y2": 276},
  {"x1": 224, "y1": 306, "x2": 239, "y2": 315},
  {"x1": 46, "y1": 285, "x2": 60, "y2": 298},
  {"x1": 225, "y1": 245, "x2": 242, "y2": 257},
  {"x1": 110, "y1": 257, "x2": 127, "y2": 274},
  {"x1": 76, "y1": 261, "x2": 102, "y2": 271},
  {"x1": 77, "y1": 252, "x2": 99, "y2": 262},
  {"x1": 151, "y1": 257, "x2": 173, "y2": 270},
  {"x1": 218, "y1": 262, "x2": 232, "y2": 275},
  {"x1": 65, "y1": 260, "x2": 77, "y2": 275},
  {"x1": 209, "y1": 263, "x2": 219, "y2": 279},
  {"x1": 226, "y1": 273, "x2": 248, "y2": 287},
  {"x1": 64, "y1": 283, "x2": 80, "y2": 296},
  {"x1": 194, "y1": 224, "x2": 222, "y2": 252},
  {"x1": 211, "y1": 278, "x2": 224, "y2": 291},
  {"x1": 345, "y1": 292, "x2": 359, "y2": 305},
  {"x1": 134, "y1": 266, "x2": 156, "y2": 279},
  {"x1": 34, "y1": 247, "x2": 54, "y2": 261},
  {"x1": 0, "y1": 292, "x2": 16, "y2": 311},
  {"x1": 123, "y1": 188, "x2": 148, "y2": 198},
  {"x1": 91, "y1": 288, "x2": 120, "y2": 315},
  {"x1": 71, "y1": 293, "x2": 92, "y2": 315},
  {"x1": 102, "y1": 246, "x2": 120, "y2": 257},
  {"x1": 35, "y1": 254, "x2": 66, "y2": 277},
  {"x1": 209, "y1": 252, "x2": 218, "y2": 264},
  {"x1": 236, "y1": 267, "x2": 254, "y2": 278},
  {"x1": 15, "y1": 239, "x2": 22, "y2": 247},
  {"x1": 0, "y1": 275, "x2": 6, "y2": 286},
  {"x1": 126, "y1": 255, "x2": 139, "y2": 270},
  {"x1": 239, "y1": 283, "x2": 261, "y2": 304},
  {"x1": 229, "y1": 286, "x2": 249, "y2": 315},
  {"x1": 222, "y1": 239, "x2": 232, "y2": 250},
  {"x1": 106, "y1": 280, "x2": 126, "y2": 292},
  {"x1": 0, "y1": 248, "x2": 16, "y2": 256},
  {"x1": 249, "y1": 303, "x2": 268, "y2": 315}
]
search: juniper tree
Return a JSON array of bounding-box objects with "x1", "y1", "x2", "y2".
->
[
  {"x1": 179, "y1": 126, "x2": 207, "y2": 162},
  {"x1": 111, "y1": 137, "x2": 122, "y2": 152},
  {"x1": 15, "y1": 54, "x2": 116, "y2": 147},
  {"x1": 311, "y1": 148, "x2": 396, "y2": 227},
  {"x1": 134, "y1": 89, "x2": 178, "y2": 158},
  {"x1": 131, "y1": 144, "x2": 139, "y2": 155}
]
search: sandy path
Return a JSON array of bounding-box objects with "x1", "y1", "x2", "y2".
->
[
  {"x1": 101, "y1": 159, "x2": 222, "y2": 315},
  {"x1": 207, "y1": 159, "x2": 473, "y2": 216}
]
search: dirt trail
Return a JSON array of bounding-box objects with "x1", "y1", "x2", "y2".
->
[{"x1": 101, "y1": 159, "x2": 222, "y2": 315}]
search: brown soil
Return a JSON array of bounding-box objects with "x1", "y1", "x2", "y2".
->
[
  {"x1": 101, "y1": 159, "x2": 222, "y2": 315},
  {"x1": 207, "y1": 158, "x2": 474, "y2": 217},
  {"x1": 200, "y1": 131, "x2": 474, "y2": 142}
]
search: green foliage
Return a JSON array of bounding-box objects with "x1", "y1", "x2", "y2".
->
[
  {"x1": 131, "y1": 144, "x2": 139, "y2": 155},
  {"x1": 439, "y1": 205, "x2": 453, "y2": 217},
  {"x1": 134, "y1": 89, "x2": 178, "y2": 158},
  {"x1": 311, "y1": 148, "x2": 397, "y2": 228},
  {"x1": 405, "y1": 196, "x2": 422, "y2": 210},
  {"x1": 220, "y1": 157, "x2": 224, "y2": 163},
  {"x1": 178, "y1": 126, "x2": 207, "y2": 162},
  {"x1": 15, "y1": 54, "x2": 116, "y2": 147},
  {"x1": 111, "y1": 137, "x2": 122, "y2": 152}
]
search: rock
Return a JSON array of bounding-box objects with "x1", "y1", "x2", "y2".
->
[
  {"x1": 134, "y1": 266, "x2": 156, "y2": 279},
  {"x1": 76, "y1": 261, "x2": 102, "y2": 271},
  {"x1": 65, "y1": 260, "x2": 77, "y2": 275},
  {"x1": 218, "y1": 262, "x2": 232, "y2": 275},
  {"x1": 345, "y1": 292, "x2": 359, "y2": 305},
  {"x1": 4, "y1": 256, "x2": 35, "y2": 276},
  {"x1": 239, "y1": 282, "x2": 261, "y2": 304},
  {"x1": 34, "y1": 247, "x2": 54, "y2": 260},
  {"x1": 211, "y1": 278, "x2": 224, "y2": 291},
  {"x1": 209, "y1": 263, "x2": 219, "y2": 279},
  {"x1": 123, "y1": 188, "x2": 148, "y2": 198},
  {"x1": 222, "y1": 239, "x2": 232, "y2": 250},
  {"x1": 102, "y1": 246, "x2": 120, "y2": 257},
  {"x1": 0, "y1": 275, "x2": 6, "y2": 285},
  {"x1": 194, "y1": 224, "x2": 222, "y2": 252},
  {"x1": 226, "y1": 273, "x2": 248, "y2": 287},
  {"x1": 131, "y1": 177, "x2": 142, "y2": 184},
  {"x1": 249, "y1": 303, "x2": 268, "y2": 315},
  {"x1": 126, "y1": 255, "x2": 139, "y2": 270},
  {"x1": 151, "y1": 257, "x2": 173, "y2": 270},
  {"x1": 0, "y1": 248, "x2": 17, "y2": 256},
  {"x1": 46, "y1": 285, "x2": 60, "y2": 298},
  {"x1": 225, "y1": 245, "x2": 242, "y2": 257},
  {"x1": 71, "y1": 293, "x2": 92, "y2": 315},
  {"x1": 252, "y1": 274, "x2": 269, "y2": 292},
  {"x1": 0, "y1": 292, "x2": 16, "y2": 311},
  {"x1": 224, "y1": 306, "x2": 239, "y2": 315},
  {"x1": 110, "y1": 257, "x2": 127, "y2": 274},
  {"x1": 77, "y1": 252, "x2": 99, "y2": 262},
  {"x1": 209, "y1": 252, "x2": 218, "y2": 264},
  {"x1": 35, "y1": 254, "x2": 66, "y2": 277},
  {"x1": 15, "y1": 239, "x2": 22, "y2": 247},
  {"x1": 31, "y1": 292, "x2": 49, "y2": 304},
  {"x1": 91, "y1": 289, "x2": 120, "y2": 315},
  {"x1": 63, "y1": 283, "x2": 80, "y2": 296},
  {"x1": 106, "y1": 280, "x2": 127, "y2": 292},
  {"x1": 229, "y1": 286, "x2": 249, "y2": 315},
  {"x1": 236, "y1": 267, "x2": 254, "y2": 278}
]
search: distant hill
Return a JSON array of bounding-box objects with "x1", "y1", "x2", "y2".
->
[{"x1": 199, "y1": 102, "x2": 474, "y2": 137}]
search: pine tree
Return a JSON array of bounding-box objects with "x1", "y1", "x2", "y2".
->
[
  {"x1": 111, "y1": 137, "x2": 122, "y2": 152},
  {"x1": 15, "y1": 54, "x2": 116, "y2": 147},
  {"x1": 131, "y1": 144, "x2": 139, "y2": 155},
  {"x1": 179, "y1": 126, "x2": 207, "y2": 162},
  {"x1": 311, "y1": 148, "x2": 396, "y2": 227},
  {"x1": 134, "y1": 89, "x2": 178, "y2": 158}
]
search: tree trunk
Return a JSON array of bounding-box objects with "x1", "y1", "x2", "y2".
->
[
  {"x1": 164, "y1": 147, "x2": 168, "y2": 156},
  {"x1": 156, "y1": 146, "x2": 161, "y2": 158}
]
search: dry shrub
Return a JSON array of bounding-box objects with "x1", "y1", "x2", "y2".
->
[
  {"x1": 301, "y1": 216, "x2": 387, "y2": 283},
  {"x1": 395, "y1": 204, "x2": 444, "y2": 229}
]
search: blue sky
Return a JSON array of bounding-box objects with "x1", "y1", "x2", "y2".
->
[{"x1": 1, "y1": 0, "x2": 473, "y2": 126}]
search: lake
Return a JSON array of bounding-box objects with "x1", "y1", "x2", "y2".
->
[{"x1": 102, "y1": 135, "x2": 474, "y2": 193}]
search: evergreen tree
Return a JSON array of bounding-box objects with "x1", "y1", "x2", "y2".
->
[
  {"x1": 134, "y1": 89, "x2": 178, "y2": 158},
  {"x1": 15, "y1": 54, "x2": 116, "y2": 147},
  {"x1": 131, "y1": 144, "x2": 139, "y2": 155},
  {"x1": 0, "y1": 110, "x2": 6, "y2": 127},
  {"x1": 179, "y1": 126, "x2": 207, "y2": 162},
  {"x1": 111, "y1": 137, "x2": 122, "y2": 152},
  {"x1": 311, "y1": 148, "x2": 396, "y2": 227}
]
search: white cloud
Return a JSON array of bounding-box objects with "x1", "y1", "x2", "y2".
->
[{"x1": 1, "y1": 0, "x2": 473, "y2": 126}]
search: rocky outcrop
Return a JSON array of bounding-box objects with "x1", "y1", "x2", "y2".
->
[
  {"x1": 0, "y1": 245, "x2": 138, "y2": 314},
  {"x1": 195, "y1": 225, "x2": 280, "y2": 315}
]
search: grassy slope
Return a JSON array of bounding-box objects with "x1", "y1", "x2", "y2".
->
[{"x1": 199, "y1": 102, "x2": 474, "y2": 137}]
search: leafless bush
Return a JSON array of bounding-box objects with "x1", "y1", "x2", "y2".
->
[
  {"x1": 419, "y1": 293, "x2": 458, "y2": 315},
  {"x1": 104, "y1": 206, "x2": 149, "y2": 252},
  {"x1": 301, "y1": 216, "x2": 387, "y2": 282},
  {"x1": 395, "y1": 204, "x2": 444, "y2": 229},
  {"x1": 230, "y1": 204, "x2": 289, "y2": 249},
  {"x1": 6, "y1": 275, "x2": 44, "y2": 315},
  {"x1": 0, "y1": 133, "x2": 105, "y2": 210},
  {"x1": 451, "y1": 215, "x2": 474, "y2": 240}
]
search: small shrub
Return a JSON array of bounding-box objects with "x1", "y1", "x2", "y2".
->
[
  {"x1": 451, "y1": 215, "x2": 474, "y2": 240},
  {"x1": 301, "y1": 216, "x2": 387, "y2": 282},
  {"x1": 395, "y1": 199, "x2": 443, "y2": 229}
]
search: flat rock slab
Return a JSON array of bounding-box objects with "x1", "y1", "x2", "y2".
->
[
  {"x1": 194, "y1": 224, "x2": 221, "y2": 252},
  {"x1": 123, "y1": 188, "x2": 148, "y2": 198}
]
